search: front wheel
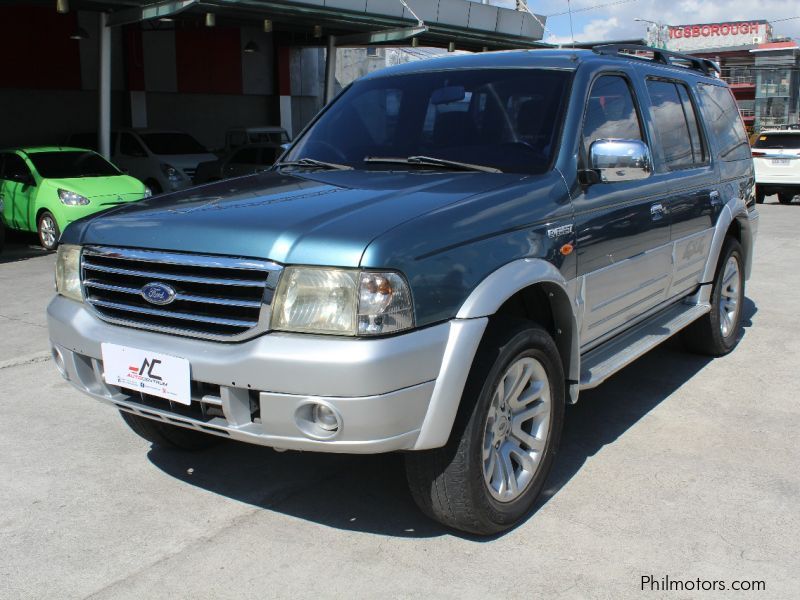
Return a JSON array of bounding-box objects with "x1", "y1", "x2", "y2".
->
[
  {"x1": 405, "y1": 321, "x2": 565, "y2": 535},
  {"x1": 778, "y1": 193, "x2": 795, "y2": 204},
  {"x1": 682, "y1": 237, "x2": 744, "y2": 356},
  {"x1": 37, "y1": 210, "x2": 60, "y2": 251}
]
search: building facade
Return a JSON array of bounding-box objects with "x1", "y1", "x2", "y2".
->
[{"x1": 647, "y1": 20, "x2": 800, "y2": 133}]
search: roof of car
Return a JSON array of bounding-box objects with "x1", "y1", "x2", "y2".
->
[
  {"x1": 2, "y1": 146, "x2": 96, "y2": 154},
  {"x1": 361, "y1": 48, "x2": 721, "y2": 82}
]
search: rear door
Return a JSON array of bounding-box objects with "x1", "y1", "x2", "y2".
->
[
  {"x1": 642, "y1": 77, "x2": 719, "y2": 299},
  {"x1": 574, "y1": 73, "x2": 673, "y2": 347}
]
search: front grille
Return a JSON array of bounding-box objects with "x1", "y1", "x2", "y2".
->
[{"x1": 81, "y1": 246, "x2": 282, "y2": 341}]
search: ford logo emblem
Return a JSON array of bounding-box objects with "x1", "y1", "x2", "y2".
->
[{"x1": 141, "y1": 282, "x2": 177, "y2": 306}]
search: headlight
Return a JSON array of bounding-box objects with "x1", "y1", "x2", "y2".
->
[
  {"x1": 58, "y1": 189, "x2": 90, "y2": 206},
  {"x1": 55, "y1": 244, "x2": 82, "y2": 302},
  {"x1": 143, "y1": 186, "x2": 153, "y2": 198},
  {"x1": 160, "y1": 163, "x2": 183, "y2": 184},
  {"x1": 271, "y1": 267, "x2": 414, "y2": 336}
]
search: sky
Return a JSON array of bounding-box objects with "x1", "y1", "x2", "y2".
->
[{"x1": 489, "y1": 0, "x2": 800, "y2": 45}]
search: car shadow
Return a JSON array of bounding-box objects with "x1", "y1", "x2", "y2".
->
[
  {"x1": 146, "y1": 298, "x2": 757, "y2": 540},
  {"x1": 0, "y1": 230, "x2": 50, "y2": 264}
]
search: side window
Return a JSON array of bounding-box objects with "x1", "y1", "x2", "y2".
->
[
  {"x1": 120, "y1": 133, "x2": 147, "y2": 157},
  {"x1": 3, "y1": 154, "x2": 32, "y2": 183},
  {"x1": 646, "y1": 79, "x2": 706, "y2": 169},
  {"x1": 583, "y1": 75, "x2": 643, "y2": 157},
  {"x1": 696, "y1": 83, "x2": 750, "y2": 161}
]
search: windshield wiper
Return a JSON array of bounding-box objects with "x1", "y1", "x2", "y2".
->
[
  {"x1": 277, "y1": 158, "x2": 353, "y2": 171},
  {"x1": 363, "y1": 155, "x2": 502, "y2": 173}
]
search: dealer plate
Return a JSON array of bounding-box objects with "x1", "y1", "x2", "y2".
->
[
  {"x1": 771, "y1": 158, "x2": 790, "y2": 166},
  {"x1": 101, "y1": 343, "x2": 191, "y2": 405}
]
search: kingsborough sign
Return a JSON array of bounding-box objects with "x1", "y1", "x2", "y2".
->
[{"x1": 666, "y1": 20, "x2": 772, "y2": 52}]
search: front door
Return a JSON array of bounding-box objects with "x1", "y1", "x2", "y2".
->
[
  {"x1": 0, "y1": 153, "x2": 37, "y2": 231},
  {"x1": 574, "y1": 74, "x2": 673, "y2": 348}
]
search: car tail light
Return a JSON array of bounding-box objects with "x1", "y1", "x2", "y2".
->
[{"x1": 751, "y1": 151, "x2": 766, "y2": 157}]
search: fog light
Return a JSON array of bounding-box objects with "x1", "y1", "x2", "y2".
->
[
  {"x1": 313, "y1": 404, "x2": 339, "y2": 431},
  {"x1": 51, "y1": 345, "x2": 67, "y2": 380}
]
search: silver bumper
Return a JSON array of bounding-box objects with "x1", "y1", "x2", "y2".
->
[{"x1": 47, "y1": 297, "x2": 487, "y2": 453}]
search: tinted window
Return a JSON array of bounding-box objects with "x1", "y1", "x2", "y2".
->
[
  {"x1": 230, "y1": 147, "x2": 259, "y2": 164},
  {"x1": 120, "y1": 133, "x2": 147, "y2": 157},
  {"x1": 27, "y1": 151, "x2": 120, "y2": 178},
  {"x1": 583, "y1": 75, "x2": 642, "y2": 156},
  {"x1": 696, "y1": 84, "x2": 750, "y2": 161},
  {"x1": 646, "y1": 80, "x2": 706, "y2": 169},
  {"x1": 753, "y1": 133, "x2": 800, "y2": 149},
  {"x1": 140, "y1": 133, "x2": 208, "y2": 155},
  {"x1": 677, "y1": 85, "x2": 706, "y2": 164},
  {"x1": 286, "y1": 69, "x2": 572, "y2": 175},
  {"x1": 2, "y1": 154, "x2": 32, "y2": 182}
]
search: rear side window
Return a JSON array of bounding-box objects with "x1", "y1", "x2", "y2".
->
[
  {"x1": 753, "y1": 133, "x2": 800, "y2": 149},
  {"x1": 696, "y1": 84, "x2": 750, "y2": 161},
  {"x1": 583, "y1": 75, "x2": 643, "y2": 157},
  {"x1": 646, "y1": 79, "x2": 706, "y2": 169}
]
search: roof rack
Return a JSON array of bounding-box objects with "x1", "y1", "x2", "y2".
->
[{"x1": 591, "y1": 44, "x2": 721, "y2": 76}]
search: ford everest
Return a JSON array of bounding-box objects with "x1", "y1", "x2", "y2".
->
[{"x1": 48, "y1": 46, "x2": 759, "y2": 535}]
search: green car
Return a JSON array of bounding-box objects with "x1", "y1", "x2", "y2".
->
[{"x1": 0, "y1": 147, "x2": 150, "y2": 250}]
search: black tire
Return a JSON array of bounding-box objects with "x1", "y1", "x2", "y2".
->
[
  {"x1": 145, "y1": 179, "x2": 163, "y2": 195},
  {"x1": 682, "y1": 237, "x2": 745, "y2": 356},
  {"x1": 778, "y1": 192, "x2": 794, "y2": 205},
  {"x1": 119, "y1": 410, "x2": 220, "y2": 451},
  {"x1": 405, "y1": 321, "x2": 565, "y2": 535},
  {"x1": 37, "y1": 210, "x2": 60, "y2": 251},
  {"x1": 755, "y1": 186, "x2": 765, "y2": 204}
]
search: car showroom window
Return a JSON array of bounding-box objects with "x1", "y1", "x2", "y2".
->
[
  {"x1": 583, "y1": 75, "x2": 643, "y2": 157},
  {"x1": 696, "y1": 83, "x2": 751, "y2": 161},
  {"x1": 646, "y1": 79, "x2": 706, "y2": 169}
]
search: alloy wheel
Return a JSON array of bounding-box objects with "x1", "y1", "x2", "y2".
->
[
  {"x1": 719, "y1": 256, "x2": 741, "y2": 338},
  {"x1": 482, "y1": 356, "x2": 551, "y2": 503}
]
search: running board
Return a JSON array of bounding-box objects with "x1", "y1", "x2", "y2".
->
[{"x1": 579, "y1": 302, "x2": 711, "y2": 390}]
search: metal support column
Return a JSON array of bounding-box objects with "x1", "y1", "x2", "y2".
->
[
  {"x1": 98, "y1": 12, "x2": 112, "y2": 159},
  {"x1": 324, "y1": 35, "x2": 337, "y2": 105}
]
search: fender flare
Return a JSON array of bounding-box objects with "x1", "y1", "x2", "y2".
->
[{"x1": 414, "y1": 259, "x2": 580, "y2": 450}]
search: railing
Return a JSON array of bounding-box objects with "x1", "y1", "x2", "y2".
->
[
  {"x1": 759, "y1": 83, "x2": 791, "y2": 96},
  {"x1": 722, "y1": 75, "x2": 755, "y2": 86},
  {"x1": 739, "y1": 108, "x2": 755, "y2": 117}
]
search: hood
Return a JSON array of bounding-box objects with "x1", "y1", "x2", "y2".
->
[
  {"x1": 63, "y1": 169, "x2": 525, "y2": 266},
  {"x1": 46, "y1": 175, "x2": 145, "y2": 200}
]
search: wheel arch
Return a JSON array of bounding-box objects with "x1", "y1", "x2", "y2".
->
[
  {"x1": 414, "y1": 259, "x2": 580, "y2": 451},
  {"x1": 456, "y1": 259, "x2": 580, "y2": 400}
]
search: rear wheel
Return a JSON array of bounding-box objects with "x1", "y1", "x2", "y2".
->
[
  {"x1": 778, "y1": 192, "x2": 794, "y2": 204},
  {"x1": 682, "y1": 237, "x2": 744, "y2": 356},
  {"x1": 119, "y1": 411, "x2": 221, "y2": 451},
  {"x1": 405, "y1": 321, "x2": 565, "y2": 535},
  {"x1": 37, "y1": 210, "x2": 60, "y2": 251},
  {"x1": 755, "y1": 186, "x2": 765, "y2": 204}
]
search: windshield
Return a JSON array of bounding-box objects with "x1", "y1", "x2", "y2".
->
[
  {"x1": 285, "y1": 68, "x2": 572, "y2": 174},
  {"x1": 140, "y1": 133, "x2": 208, "y2": 155},
  {"x1": 753, "y1": 133, "x2": 800, "y2": 149},
  {"x1": 28, "y1": 151, "x2": 120, "y2": 178}
]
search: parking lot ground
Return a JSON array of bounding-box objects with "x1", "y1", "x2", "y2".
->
[{"x1": 1, "y1": 200, "x2": 798, "y2": 599}]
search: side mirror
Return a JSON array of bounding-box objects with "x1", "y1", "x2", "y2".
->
[{"x1": 589, "y1": 139, "x2": 652, "y2": 183}]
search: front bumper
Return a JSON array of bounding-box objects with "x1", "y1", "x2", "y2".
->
[{"x1": 47, "y1": 296, "x2": 487, "y2": 453}]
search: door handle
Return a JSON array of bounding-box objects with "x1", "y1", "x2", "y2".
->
[{"x1": 650, "y1": 203, "x2": 666, "y2": 219}]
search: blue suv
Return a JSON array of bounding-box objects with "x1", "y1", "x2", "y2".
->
[{"x1": 48, "y1": 45, "x2": 758, "y2": 534}]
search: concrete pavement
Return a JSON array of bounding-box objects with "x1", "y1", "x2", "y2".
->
[{"x1": 0, "y1": 203, "x2": 798, "y2": 599}]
